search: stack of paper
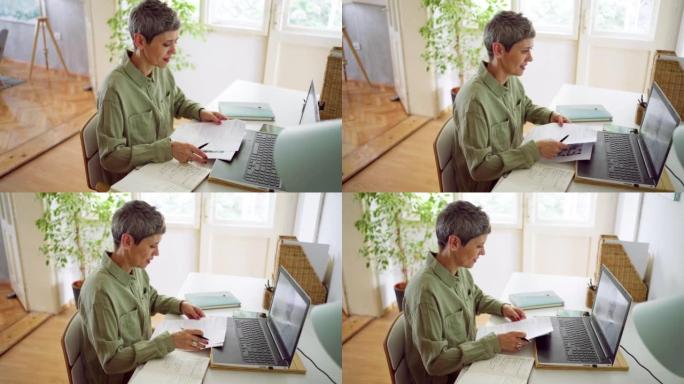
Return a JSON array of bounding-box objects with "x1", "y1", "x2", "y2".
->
[
  {"x1": 171, "y1": 120, "x2": 247, "y2": 161},
  {"x1": 524, "y1": 123, "x2": 602, "y2": 162},
  {"x1": 456, "y1": 354, "x2": 535, "y2": 384},
  {"x1": 492, "y1": 162, "x2": 574, "y2": 192},
  {"x1": 129, "y1": 351, "x2": 209, "y2": 384},
  {"x1": 110, "y1": 160, "x2": 210, "y2": 192},
  {"x1": 476, "y1": 316, "x2": 553, "y2": 341},
  {"x1": 154, "y1": 316, "x2": 228, "y2": 348}
]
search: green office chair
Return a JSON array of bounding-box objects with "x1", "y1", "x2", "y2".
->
[{"x1": 310, "y1": 301, "x2": 342, "y2": 366}]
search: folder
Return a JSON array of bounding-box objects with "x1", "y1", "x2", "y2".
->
[
  {"x1": 184, "y1": 291, "x2": 241, "y2": 310},
  {"x1": 219, "y1": 102, "x2": 275, "y2": 121},
  {"x1": 509, "y1": 290, "x2": 564, "y2": 310},
  {"x1": 556, "y1": 104, "x2": 613, "y2": 122}
]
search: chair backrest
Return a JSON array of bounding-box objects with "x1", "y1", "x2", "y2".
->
[
  {"x1": 61, "y1": 312, "x2": 86, "y2": 384},
  {"x1": 0, "y1": 29, "x2": 8, "y2": 62},
  {"x1": 384, "y1": 313, "x2": 411, "y2": 384},
  {"x1": 79, "y1": 113, "x2": 109, "y2": 191},
  {"x1": 433, "y1": 117, "x2": 457, "y2": 192}
]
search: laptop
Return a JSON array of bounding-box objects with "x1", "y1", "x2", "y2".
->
[
  {"x1": 535, "y1": 266, "x2": 632, "y2": 367},
  {"x1": 210, "y1": 267, "x2": 311, "y2": 370},
  {"x1": 576, "y1": 82, "x2": 681, "y2": 188}
]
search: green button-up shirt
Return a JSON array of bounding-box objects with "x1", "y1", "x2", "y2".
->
[
  {"x1": 403, "y1": 253, "x2": 504, "y2": 384},
  {"x1": 79, "y1": 252, "x2": 183, "y2": 384},
  {"x1": 96, "y1": 51, "x2": 202, "y2": 183},
  {"x1": 452, "y1": 61, "x2": 554, "y2": 191}
]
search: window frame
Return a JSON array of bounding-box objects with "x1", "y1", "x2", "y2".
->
[
  {"x1": 208, "y1": 193, "x2": 276, "y2": 229},
  {"x1": 589, "y1": 0, "x2": 660, "y2": 42},
  {"x1": 136, "y1": 193, "x2": 200, "y2": 229},
  {"x1": 279, "y1": 0, "x2": 343, "y2": 39},
  {"x1": 515, "y1": 0, "x2": 581, "y2": 39},
  {"x1": 528, "y1": 193, "x2": 597, "y2": 228},
  {"x1": 202, "y1": 0, "x2": 273, "y2": 36}
]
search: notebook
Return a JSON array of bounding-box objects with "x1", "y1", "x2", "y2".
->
[
  {"x1": 219, "y1": 102, "x2": 275, "y2": 121},
  {"x1": 110, "y1": 160, "x2": 210, "y2": 192},
  {"x1": 509, "y1": 290, "x2": 564, "y2": 309},
  {"x1": 492, "y1": 162, "x2": 574, "y2": 192},
  {"x1": 556, "y1": 104, "x2": 613, "y2": 122},
  {"x1": 456, "y1": 354, "x2": 534, "y2": 384},
  {"x1": 184, "y1": 291, "x2": 241, "y2": 310},
  {"x1": 129, "y1": 350, "x2": 209, "y2": 384}
]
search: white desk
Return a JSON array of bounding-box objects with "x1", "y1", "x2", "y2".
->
[
  {"x1": 495, "y1": 84, "x2": 676, "y2": 191},
  {"x1": 133, "y1": 272, "x2": 341, "y2": 384},
  {"x1": 478, "y1": 272, "x2": 683, "y2": 384},
  {"x1": 191, "y1": 80, "x2": 307, "y2": 191}
]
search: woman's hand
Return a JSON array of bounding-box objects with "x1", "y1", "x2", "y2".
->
[
  {"x1": 181, "y1": 301, "x2": 205, "y2": 320},
  {"x1": 199, "y1": 109, "x2": 228, "y2": 125},
  {"x1": 536, "y1": 140, "x2": 568, "y2": 159},
  {"x1": 171, "y1": 141, "x2": 208, "y2": 164},
  {"x1": 497, "y1": 331, "x2": 529, "y2": 352},
  {"x1": 502, "y1": 304, "x2": 526, "y2": 321},
  {"x1": 549, "y1": 112, "x2": 570, "y2": 126},
  {"x1": 171, "y1": 329, "x2": 208, "y2": 351}
]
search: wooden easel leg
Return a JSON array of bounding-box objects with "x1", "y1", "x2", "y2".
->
[
  {"x1": 28, "y1": 20, "x2": 41, "y2": 80},
  {"x1": 342, "y1": 27, "x2": 372, "y2": 86},
  {"x1": 45, "y1": 19, "x2": 69, "y2": 75},
  {"x1": 41, "y1": 21, "x2": 49, "y2": 72}
]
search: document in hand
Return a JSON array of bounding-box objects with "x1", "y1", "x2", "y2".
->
[
  {"x1": 476, "y1": 316, "x2": 553, "y2": 341},
  {"x1": 129, "y1": 350, "x2": 209, "y2": 384},
  {"x1": 154, "y1": 316, "x2": 228, "y2": 348},
  {"x1": 525, "y1": 123, "x2": 602, "y2": 145},
  {"x1": 455, "y1": 354, "x2": 535, "y2": 384},
  {"x1": 171, "y1": 120, "x2": 247, "y2": 161},
  {"x1": 110, "y1": 160, "x2": 210, "y2": 192}
]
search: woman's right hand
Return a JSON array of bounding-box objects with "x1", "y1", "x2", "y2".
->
[
  {"x1": 171, "y1": 329, "x2": 208, "y2": 351},
  {"x1": 497, "y1": 331, "x2": 528, "y2": 352},
  {"x1": 536, "y1": 140, "x2": 568, "y2": 159},
  {"x1": 171, "y1": 141, "x2": 208, "y2": 164}
]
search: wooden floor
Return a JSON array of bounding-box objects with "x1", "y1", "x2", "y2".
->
[
  {"x1": 0, "y1": 283, "x2": 26, "y2": 333},
  {"x1": 342, "y1": 307, "x2": 490, "y2": 384},
  {"x1": 342, "y1": 80, "x2": 408, "y2": 157},
  {"x1": 0, "y1": 59, "x2": 95, "y2": 187},
  {"x1": 343, "y1": 110, "x2": 450, "y2": 192}
]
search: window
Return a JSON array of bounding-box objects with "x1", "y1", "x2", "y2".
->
[
  {"x1": 530, "y1": 193, "x2": 596, "y2": 227},
  {"x1": 282, "y1": 0, "x2": 341, "y2": 35},
  {"x1": 461, "y1": 193, "x2": 521, "y2": 227},
  {"x1": 206, "y1": 0, "x2": 271, "y2": 33},
  {"x1": 519, "y1": 0, "x2": 579, "y2": 36},
  {"x1": 139, "y1": 193, "x2": 198, "y2": 226},
  {"x1": 592, "y1": 0, "x2": 659, "y2": 39},
  {"x1": 210, "y1": 194, "x2": 275, "y2": 227}
]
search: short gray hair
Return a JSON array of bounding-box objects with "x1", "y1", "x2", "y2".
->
[
  {"x1": 112, "y1": 200, "x2": 166, "y2": 249},
  {"x1": 483, "y1": 11, "x2": 536, "y2": 60},
  {"x1": 129, "y1": 0, "x2": 180, "y2": 43},
  {"x1": 436, "y1": 201, "x2": 491, "y2": 250}
]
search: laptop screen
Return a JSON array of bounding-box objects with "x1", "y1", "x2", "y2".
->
[
  {"x1": 268, "y1": 267, "x2": 311, "y2": 363},
  {"x1": 591, "y1": 266, "x2": 632, "y2": 360},
  {"x1": 299, "y1": 81, "x2": 320, "y2": 125},
  {"x1": 641, "y1": 82, "x2": 681, "y2": 176}
]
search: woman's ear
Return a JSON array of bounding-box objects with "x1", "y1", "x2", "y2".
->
[
  {"x1": 492, "y1": 42, "x2": 505, "y2": 58},
  {"x1": 448, "y1": 234, "x2": 462, "y2": 250},
  {"x1": 133, "y1": 32, "x2": 147, "y2": 50}
]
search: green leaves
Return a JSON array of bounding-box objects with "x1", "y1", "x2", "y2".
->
[
  {"x1": 354, "y1": 193, "x2": 447, "y2": 284},
  {"x1": 35, "y1": 193, "x2": 126, "y2": 280}
]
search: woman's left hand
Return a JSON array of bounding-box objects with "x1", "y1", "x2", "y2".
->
[
  {"x1": 181, "y1": 301, "x2": 205, "y2": 319},
  {"x1": 502, "y1": 304, "x2": 526, "y2": 322},
  {"x1": 199, "y1": 109, "x2": 228, "y2": 125}
]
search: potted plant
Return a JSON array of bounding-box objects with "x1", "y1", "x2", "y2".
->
[
  {"x1": 106, "y1": 0, "x2": 207, "y2": 70},
  {"x1": 35, "y1": 193, "x2": 126, "y2": 306},
  {"x1": 419, "y1": 0, "x2": 505, "y2": 102},
  {"x1": 354, "y1": 193, "x2": 446, "y2": 311}
]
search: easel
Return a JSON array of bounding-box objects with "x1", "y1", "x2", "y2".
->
[
  {"x1": 29, "y1": 17, "x2": 69, "y2": 80},
  {"x1": 342, "y1": 26, "x2": 371, "y2": 86}
]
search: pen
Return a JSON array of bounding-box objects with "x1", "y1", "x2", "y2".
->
[
  {"x1": 203, "y1": 150, "x2": 225, "y2": 153},
  {"x1": 181, "y1": 328, "x2": 209, "y2": 341},
  {"x1": 560, "y1": 134, "x2": 569, "y2": 143},
  {"x1": 198, "y1": 142, "x2": 209, "y2": 149}
]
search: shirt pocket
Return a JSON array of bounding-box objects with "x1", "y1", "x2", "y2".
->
[
  {"x1": 118, "y1": 308, "x2": 143, "y2": 344},
  {"x1": 443, "y1": 308, "x2": 468, "y2": 346},
  {"x1": 489, "y1": 119, "x2": 512, "y2": 151},
  {"x1": 127, "y1": 110, "x2": 156, "y2": 143}
]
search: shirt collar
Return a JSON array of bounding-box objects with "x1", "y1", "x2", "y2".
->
[
  {"x1": 102, "y1": 251, "x2": 134, "y2": 286},
  {"x1": 426, "y1": 252, "x2": 460, "y2": 288},
  {"x1": 477, "y1": 61, "x2": 508, "y2": 97},
  {"x1": 122, "y1": 50, "x2": 155, "y2": 87}
]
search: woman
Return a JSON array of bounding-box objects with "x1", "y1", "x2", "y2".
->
[
  {"x1": 96, "y1": 0, "x2": 227, "y2": 184},
  {"x1": 79, "y1": 200, "x2": 208, "y2": 383}
]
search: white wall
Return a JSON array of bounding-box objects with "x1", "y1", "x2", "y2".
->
[
  {"x1": 677, "y1": 6, "x2": 684, "y2": 57},
  {"x1": 614, "y1": 193, "x2": 643, "y2": 242},
  {"x1": 635, "y1": 193, "x2": 684, "y2": 301},
  {"x1": 316, "y1": 193, "x2": 342, "y2": 303},
  {"x1": 146, "y1": 226, "x2": 199, "y2": 297},
  {"x1": 469, "y1": 229, "x2": 522, "y2": 300}
]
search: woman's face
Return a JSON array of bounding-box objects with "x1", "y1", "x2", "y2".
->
[
  {"x1": 138, "y1": 30, "x2": 179, "y2": 68},
  {"x1": 128, "y1": 234, "x2": 162, "y2": 269},
  {"x1": 453, "y1": 234, "x2": 487, "y2": 268}
]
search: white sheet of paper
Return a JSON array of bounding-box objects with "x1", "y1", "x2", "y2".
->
[
  {"x1": 110, "y1": 160, "x2": 210, "y2": 192},
  {"x1": 545, "y1": 142, "x2": 594, "y2": 162},
  {"x1": 171, "y1": 120, "x2": 246, "y2": 153},
  {"x1": 476, "y1": 317, "x2": 553, "y2": 341},
  {"x1": 154, "y1": 316, "x2": 227, "y2": 348},
  {"x1": 525, "y1": 123, "x2": 602, "y2": 144},
  {"x1": 456, "y1": 354, "x2": 535, "y2": 384},
  {"x1": 492, "y1": 162, "x2": 574, "y2": 192},
  {"x1": 129, "y1": 350, "x2": 209, "y2": 384}
]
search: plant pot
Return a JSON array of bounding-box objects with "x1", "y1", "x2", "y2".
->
[
  {"x1": 450, "y1": 87, "x2": 461, "y2": 104},
  {"x1": 72, "y1": 280, "x2": 84, "y2": 308},
  {"x1": 394, "y1": 281, "x2": 407, "y2": 312}
]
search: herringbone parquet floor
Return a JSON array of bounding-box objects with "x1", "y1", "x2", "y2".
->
[{"x1": 0, "y1": 59, "x2": 95, "y2": 182}]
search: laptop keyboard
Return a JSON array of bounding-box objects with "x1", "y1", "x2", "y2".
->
[
  {"x1": 558, "y1": 317, "x2": 600, "y2": 363},
  {"x1": 236, "y1": 319, "x2": 277, "y2": 366},
  {"x1": 603, "y1": 132, "x2": 643, "y2": 183},
  {"x1": 243, "y1": 132, "x2": 281, "y2": 190}
]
